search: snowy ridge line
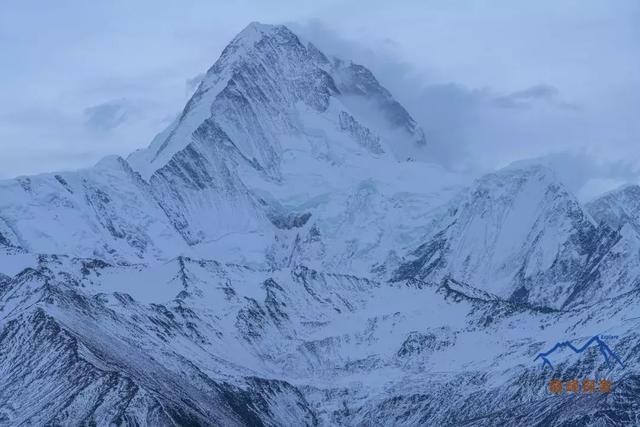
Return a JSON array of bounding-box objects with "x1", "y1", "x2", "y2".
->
[{"x1": 403, "y1": 276, "x2": 561, "y2": 314}]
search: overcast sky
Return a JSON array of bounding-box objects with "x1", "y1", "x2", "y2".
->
[{"x1": 1, "y1": 0, "x2": 639, "y2": 199}]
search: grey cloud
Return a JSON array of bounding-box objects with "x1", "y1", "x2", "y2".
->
[
  {"x1": 511, "y1": 152, "x2": 640, "y2": 200},
  {"x1": 493, "y1": 84, "x2": 577, "y2": 110},
  {"x1": 186, "y1": 73, "x2": 205, "y2": 95},
  {"x1": 291, "y1": 19, "x2": 639, "y2": 197},
  {"x1": 83, "y1": 99, "x2": 129, "y2": 131}
]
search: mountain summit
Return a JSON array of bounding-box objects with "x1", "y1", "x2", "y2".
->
[
  {"x1": 128, "y1": 22, "x2": 427, "y2": 180},
  {"x1": 0, "y1": 22, "x2": 438, "y2": 269}
]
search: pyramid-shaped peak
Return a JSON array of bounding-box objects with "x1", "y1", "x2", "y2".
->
[
  {"x1": 597, "y1": 183, "x2": 640, "y2": 200},
  {"x1": 207, "y1": 22, "x2": 317, "y2": 77},
  {"x1": 230, "y1": 22, "x2": 298, "y2": 48},
  {"x1": 585, "y1": 183, "x2": 640, "y2": 216},
  {"x1": 473, "y1": 162, "x2": 560, "y2": 192},
  {"x1": 128, "y1": 21, "x2": 428, "y2": 179},
  {"x1": 586, "y1": 183, "x2": 640, "y2": 231},
  {"x1": 237, "y1": 21, "x2": 282, "y2": 37}
]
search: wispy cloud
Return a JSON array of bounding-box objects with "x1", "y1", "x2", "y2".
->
[
  {"x1": 289, "y1": 17, "x2": 640, "y2": 198},
  {"x1": 185, "y1": 73, "x2": 206, "y2": 95},
  {"x1": 83, "y1": 99, "x2": 129, "y2": 131},
  {"x1": 493, "y1": 84, "x2": 577, "y2": 110}
]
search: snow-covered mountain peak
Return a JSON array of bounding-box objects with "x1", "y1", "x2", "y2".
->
[
  {"x1": 127, "y1": 22, "x2": 332, "y2": 179},
  {"x1": 232, "y1": 21, "x2": 284, "y2": 44},
  {"x1": 472, "y1": 162, "x2": 556, "y2": 195},
  {"x1": 395, "y1": 162, "x2": 597, "y2": 308},
  {"x1": 128, "y1": 23, "x2": 427, "y2": 181},
  {"x1": 0, "y1": 23, "x2": 444, "y2": 270},
  {"x1": 462, "y1": 163, "x2": 587, "y2": 230},
  {"x1": 586, "y1": 183, "x2": 640, "y2": 232}
]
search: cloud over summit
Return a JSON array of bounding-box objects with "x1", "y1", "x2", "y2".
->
[{"x1": 0, "y1": 1, "x2": 638, "y2": 200}]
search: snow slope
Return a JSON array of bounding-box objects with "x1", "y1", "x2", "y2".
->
[
  {"x1": 1, "y1": 255, "x2": 638, "y2": 425},
  {"x1": 394, "y1": 163, "x2": 640, "y2": 309}
]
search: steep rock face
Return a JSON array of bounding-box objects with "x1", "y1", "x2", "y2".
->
[
  {"x1": 0, "y1": 157, "x2": 187, "y2": 263},
  {"x1": 587, "y1": 184, "x2": 640, "y2": 233},
  {"x1": 0, "y1": 258, "x2": 320, "y2": 426},
  {"x1": 147, "y1": 122, "x2": 269, "y2": 246},
  {"x1": 128, "y1": 23, "x2": 426, "y2": 180},
  {"x1": 394, "y1": 164, "x2": 601, "y2": 308},
  {"x1": 394, "y1": 165, "x2": 640, "y2": 310},
  {"x1": 564, "y1": 185, "x2": 640, "y2": 307},
  {"x1": 331, "y1": 59, "x2": 427, "y2": 160},
  {"x1": 2, "y1": 254, "x2": 638, "y2": 426},
  {"x1": 0, "y1": 217, "x2": 23, "y2": 254},
  {"x1": 0, "y1": 308, "x2": 189, "y2": 426}
]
